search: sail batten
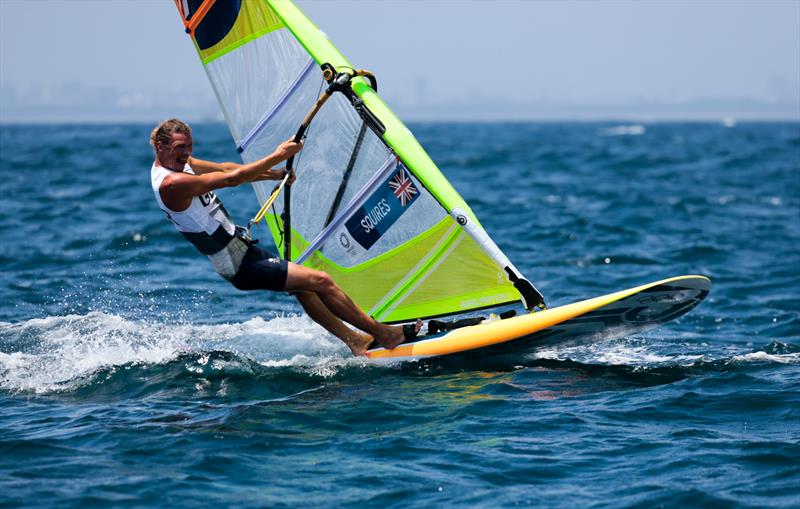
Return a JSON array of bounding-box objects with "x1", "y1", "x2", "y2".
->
[
  {"x1": 175, "y1": 0, "x2": 545, "y2": 322},
  {"x1": 237, "y1": 57, "x2": 316, "y2": 153}
]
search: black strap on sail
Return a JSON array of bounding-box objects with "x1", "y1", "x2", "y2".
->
[{"x1": 324, "y1": 121, "x2": 368, "y2": 228}]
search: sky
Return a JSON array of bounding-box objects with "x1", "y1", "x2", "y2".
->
[{"x1": 1, "y1": 0, "x2": 798, "y2": 122}]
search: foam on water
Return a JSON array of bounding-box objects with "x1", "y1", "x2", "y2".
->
[
  {"x1": 731, "y1": 350, "x2": 800, "y2": 364},
  {"x1": 3, "y1": 311, "x2": 796, "y2": 395},
  {"x1": 0, "y1": 312, "x2": 357, "y2": 394}
]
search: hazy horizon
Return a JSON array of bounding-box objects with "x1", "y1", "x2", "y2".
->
[{"x1": 1, "y1": 0, "x2": 798, "y2": 123}]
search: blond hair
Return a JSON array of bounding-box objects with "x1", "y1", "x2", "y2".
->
[{"x1": 150, "y1": 118, "x2": 192, "y2": 149}]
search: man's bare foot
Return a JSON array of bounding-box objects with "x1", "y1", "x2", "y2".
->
[
  {"x1": 378, "y1": 319, "x2": 423, "y2": 350},
  {"x1": 344, "y1": 331, "x2": 374, "y2": 357}
]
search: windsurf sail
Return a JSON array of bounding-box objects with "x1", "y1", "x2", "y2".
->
[{"x1": 173, "y1": 0, "x2": 545, "y2": 323}]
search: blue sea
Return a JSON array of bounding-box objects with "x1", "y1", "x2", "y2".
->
[{"x1": 1, "y1": 121, "x2": 798, "y2": 508}]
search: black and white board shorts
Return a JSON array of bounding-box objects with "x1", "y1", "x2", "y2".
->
[{"x1": 230, "y1": 244, "x2": 289, "y2": 292}]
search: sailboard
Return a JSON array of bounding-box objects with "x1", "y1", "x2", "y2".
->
[
  {"x1": 367, "y1": 275, "x2": 710, "y2": 361},
  {"x1": 173, "y1": 0, "x2": 709, "y2": 360}
]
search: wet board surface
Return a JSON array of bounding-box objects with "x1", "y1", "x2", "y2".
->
[{"x1": 367, "y1": 275, "x2": 710, "y2": 361}]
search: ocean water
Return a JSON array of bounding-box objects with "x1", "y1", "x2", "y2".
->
[{"x1": 1, "y1": 121, "x2": 798, "y2": 508}]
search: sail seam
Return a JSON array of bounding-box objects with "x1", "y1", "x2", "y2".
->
[
  {"x1": 294, "y1": 156, "x2": 397, "y2": 265},
  {"x1": 199, "y1": 23, "x2": 285, "y2": 65},
  {"x1": 237, "y1": 58, "x2": 316, "y2": 152}
]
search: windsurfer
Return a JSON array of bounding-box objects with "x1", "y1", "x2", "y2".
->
[{"x1": 149, "y1": 119, "x2": 420, "y2": 355}]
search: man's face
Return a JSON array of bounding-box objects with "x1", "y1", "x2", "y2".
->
[{"x1": 157, "y1": 132, "x2": 193, "y2": 170}]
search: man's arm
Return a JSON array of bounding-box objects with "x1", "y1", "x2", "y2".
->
[
  {"x1": 159, "y1": 139, "x2": 301, "y2": 212},
  {"x1": 188, "y1": 157, "x2": 241, "y2": 175},
  {"x1": 190, "y1": 157, "x2": 286, "y2": 178}
]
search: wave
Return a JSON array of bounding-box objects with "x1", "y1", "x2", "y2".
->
[
  {"x1": 1, "y1": 313, "x2": 797, "y2": 395},
  {"x1": 0, "y1": 312, "x2": 360, "y2": 394},
  {"x1": 532, "y1": 335, "x2": 800, "y2": 365}
]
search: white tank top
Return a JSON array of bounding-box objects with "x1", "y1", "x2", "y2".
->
[{"x1": 151, "y1": 162, "x2": 247, "y2": 279}]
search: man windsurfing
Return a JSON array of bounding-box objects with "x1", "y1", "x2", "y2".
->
[{"x1": 149, "y1": 119, "x2": 420, "y2": 356}]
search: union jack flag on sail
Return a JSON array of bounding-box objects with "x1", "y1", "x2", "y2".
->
[{"x1": 388, "y1": 168, "x2": 418, "y2": 207}]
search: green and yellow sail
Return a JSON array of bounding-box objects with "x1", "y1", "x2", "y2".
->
[{"x1": 174, "y1": 0, "x2": 545, "y2": 323}]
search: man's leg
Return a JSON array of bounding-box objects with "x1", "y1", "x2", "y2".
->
[
  {"x1": 293, "y1": 290, "x2": 373, "y2": 356},
  {"x1": 284, "y1": 263, "x2": 419, "y2": 350}
]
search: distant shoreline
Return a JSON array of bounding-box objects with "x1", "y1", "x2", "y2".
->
[{"x1": 2, "y1": 118, "x2": 799, "y2": 126}]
